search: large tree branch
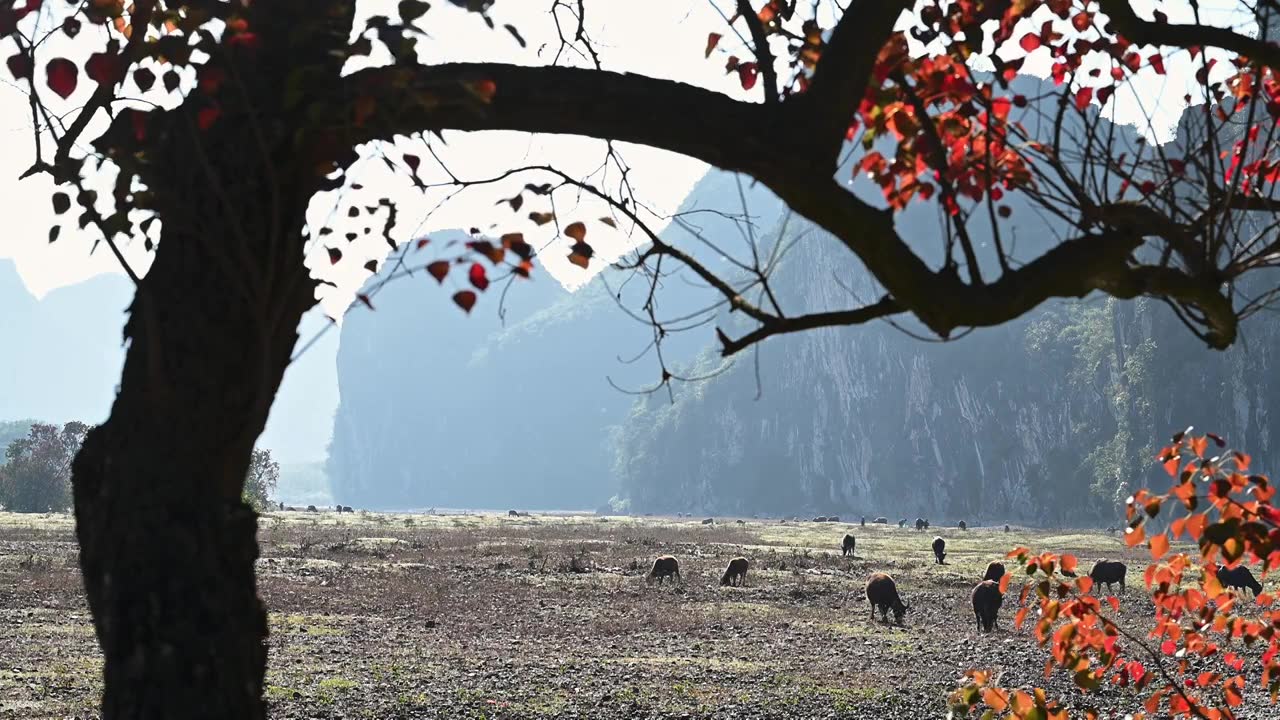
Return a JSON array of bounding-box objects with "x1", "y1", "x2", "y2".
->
[
  {"x1": 345, "y1": 60, "x2": 1237, "y2": 348},
  {"x1": 1099, "y1": 0, "x2": 1280, "y2": 69},
  {"x1": 802, "y1": 0, "x2": 912, "y2": 165},
  {"x1": 346, "y1": 63, "x2": 797, "y2": 179}
]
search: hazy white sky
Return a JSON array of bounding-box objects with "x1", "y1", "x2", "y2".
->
[{"x1": 0, "y1": 0, "x2": 1254, "y2": 319}]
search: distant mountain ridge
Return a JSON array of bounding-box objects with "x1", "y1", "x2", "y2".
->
[
  {"x1": 325, "y1": 170, "x2": 788, "y2": 510},
  {"x1": 0, "y1": 259, "x2": 339, "y2": 465}
]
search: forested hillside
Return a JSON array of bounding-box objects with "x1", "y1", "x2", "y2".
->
[{"x1": 608, "y1": 217, "x2": 1280, "y2": 524}]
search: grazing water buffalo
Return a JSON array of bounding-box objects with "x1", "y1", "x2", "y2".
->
[
  {"x1": 842, "y1": 534, "x2": 856, "y2": 557},
  {"x1": 898, "y1": 519, "x2": 907, "y2": 528},
  {"x1": 828, "y1": 516, "x2": 840, "y2": 522},
  {"x1": 721, "y1": 557, "x2": 750, "y2": 587},
  {"x1": 647, "y1": 556, "x2": 681, "y2": 584},
  {"x1": 983, "y1": 561, "x2": 1006, "y2": 583},
  {"x1": 915, "y1": 518, "x2": 929, "y2": 531},
  {"x1": 866, "y1": 573, "x2": 910, "y2": 624},
  {"x1": 958, "y1": 520, "x2": 967, "y2": 530},
  {"x1": 874, "y1": 517, "x2": 889, "y2": 524},
  {"x1": 972, "y1": 580, "x2": 1003, "y2": 632},
  {"x1": 1216, "y1": 564, "x2": 1264, "y2": 596},
  {"x1": 860, "y1": 516, "x2": 866, "y2": 526},
  {"x1": 1004, "y1": 524, "x2": 1010, "y2": 533},
  {"x1": 932, "y1": 537, "x2": 947, "y2": 565},
  {"x1": 508, "y1": 510, "x2": 520, "y2": 517},
  {"x1": 1089, "y1": 560, "x2": 1127, "y2": 594}
]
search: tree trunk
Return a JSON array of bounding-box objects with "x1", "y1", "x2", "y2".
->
[{"x1": 70, "y1": 218, "x2": 312, "y2": 718}]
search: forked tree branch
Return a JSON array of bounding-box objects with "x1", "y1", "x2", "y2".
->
[{"x1": 341, "y1": 53, "x2": 1238, "y2": 348}]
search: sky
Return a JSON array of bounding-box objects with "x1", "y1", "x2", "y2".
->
[{"x1": 0, "y1": 1, "x2": 1257, "y2": 316}]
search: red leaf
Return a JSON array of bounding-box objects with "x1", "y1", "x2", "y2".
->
[
  {"x1": 45, "y1": 58, "x2": 78, "y2": 99},
  {"x1": 6, "y1": 52, "x2": 31, "y2": 80},
  {"x1": 466, "y1": 79, "x2": 496, "y2": 103},
  {"x1": 197, "y1": 105, "x2": 220, "y2": 130},
  {"x1": 1019, "y1": 33, "x2": 1042, "y2": 52},
  {"x1": 453, "y1": 290, "x2": 477, "y2": 314},
  {"x1": 226, "y1": 32, "x2": 260, "y2": 50},
  {"x1": 565, "y1": 222, "x2": 587, "y2": 242},
  {"x1": 129, "y1": 109, "x2": 147, "y2": 141},
  {"x1": 468, "y1": 262, "x2": 489, "y2": 291},
  {"x1": 427, "y1": 260, "x2": 449, "y2": 283},
  {"x1": 991, "y1": 96, "x2": 1012, "y2": 120},
  {"x1": 85, "y1": 50, "x2": 123, "y2": 86},
  {"x1": 415, "y1": 237, "x2": 431, "y2": 250},
  {"x1": 737, "y1": 62, "x2": 759, "y2": 90},
  {"x1": 1074, "y1": 86, "x2": 1093, "y2": 111},
  {"x1": 327, "y1": 247, "x2": 342, "y2": 264},
  {"x1": 1150, "y1": 53, "x2": 1166, "y2": 75},
  {"x1": 1097, "y1": 85, "x2": 1115, "y2": 106},
  {"x1": 1071, "y1": 12, "x2": 1091, "y2": 31},
  {"x1": 705, "y1": 32, "x2": 721, "y2": 58}
]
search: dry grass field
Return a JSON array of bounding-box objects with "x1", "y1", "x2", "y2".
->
[{"x1": 1, "y1": 510, "x2": 1274, "y2": 718}]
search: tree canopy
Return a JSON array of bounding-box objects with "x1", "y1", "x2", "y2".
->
[{"x1": 8, "y1": 0, "x2": 1280, "y2": 718}]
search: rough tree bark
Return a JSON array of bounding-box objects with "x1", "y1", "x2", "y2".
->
[{"x1": 66, "y1": 3, "x2": 348, "y2": 715}]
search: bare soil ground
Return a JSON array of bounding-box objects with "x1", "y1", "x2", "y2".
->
[{"x1": 0, "y1": 511, "x2": 1274, "y2": 719}]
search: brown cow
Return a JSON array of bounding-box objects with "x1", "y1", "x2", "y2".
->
[
  {"x1": 866, "y1": 572, "x2": 910, "y2": 624},
  {"x1": 721, "y1": 557, "x2": 749, "y2": 587},
  {"x1": 647, "y1": 556, "x2": 681, "y2": 584},
  {"x1": 972, "y1": 580, "x2": 1003, "y2": 632}
]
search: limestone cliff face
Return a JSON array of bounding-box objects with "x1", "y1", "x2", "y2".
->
[
  {"x1": 325, "y1": 174, "x2": 786, "y2": 510},
  {"x1": 612, "y1": 220, "x2": 1280, "y2": 525}
]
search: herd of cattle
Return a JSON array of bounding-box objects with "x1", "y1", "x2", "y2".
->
[{"x1": 644, "y1": 526, "x2": 1270, "y2": 632}]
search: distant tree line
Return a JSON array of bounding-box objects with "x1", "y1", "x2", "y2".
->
[{"x1": 0, "y1": 422, "x2": 279, "y2": 514}]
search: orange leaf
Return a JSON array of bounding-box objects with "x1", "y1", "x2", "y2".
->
[
  {"x1": 1014, "y1": 606, "x2": 1029, "y2": 629},
  {"x1": 1076, "y1": 576, "x2": 1094, "y2": 594},
  {"x1": 1061, "y1": 554, "x2": 1078, "y2": 575},
  {"x1": 1191, "y1": 436, "x2": 1208, "y2": 458},
  {"x1": 1185, "y1": 514, "x2": 1208, "y2": 541},
  {"x1": 982, "y1": 687, "x2": 1009, "y2": 712},
  {"x1": 1125, "y1": 524, "x2": 1146, "y2": 547},
  {"x1": 565, "y1": 221, "x2": 587, "y2": 242},
  {"x1": 1150, "y1": 534, "x2": 1170, "y2": 560},
  {"x1": 1107, "y1": 596, "x2": 1120, "y2": 612},
  {"x1": 999, "y1": 573, "x2": 1012, "y2": 593},
  {"x1": 1011, "y1": 690, "x2": 1035, "y2": 715}
]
